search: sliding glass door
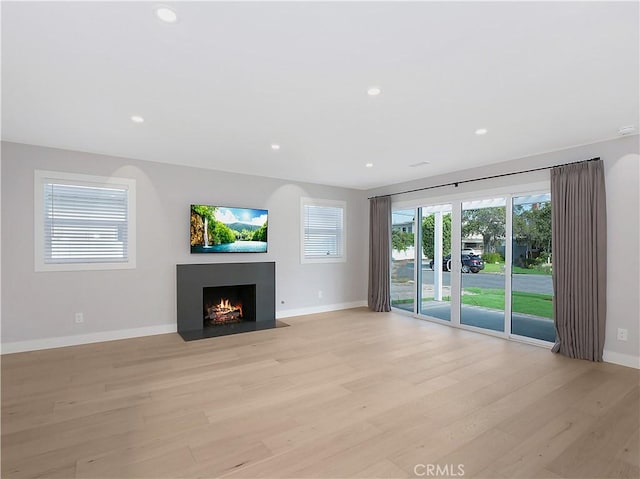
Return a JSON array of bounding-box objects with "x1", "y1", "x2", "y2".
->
[
  {"x1": 460, "y1": 198, "x2": 506, "y2": 332},
  {"x1": 418, "y1": 205, "x2": 452, "y2": 321},
  {"x1": 391, "y1": 209, "x2": 416, "y2": 312},
  {"x1": 511, "y1": 194, "x2": 555, "y2": 342},
  {"x1": 390, "y1": 190, "x2": 554, "y2": 346}
]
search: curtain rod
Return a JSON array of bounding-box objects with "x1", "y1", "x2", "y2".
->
[{"x1": 368, "y1": 156, "x2": 601, "y2": 200}]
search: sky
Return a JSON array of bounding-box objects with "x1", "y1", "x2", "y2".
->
[{"x1": 214, "y1": 207, "x2": 267, "y2": 226}]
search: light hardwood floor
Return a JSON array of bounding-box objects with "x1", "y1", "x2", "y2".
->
[{"x1": 2, "y1": 308, "x2": 639, "y2": 479}]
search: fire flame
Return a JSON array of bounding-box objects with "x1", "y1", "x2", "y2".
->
[{"x1": 216, "y1": 298, "x2": 242, "y2": 317}]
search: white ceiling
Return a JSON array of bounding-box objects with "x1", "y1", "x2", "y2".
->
[{"x1": 2, "y1": 1, "x2": 638, "y2": 190}]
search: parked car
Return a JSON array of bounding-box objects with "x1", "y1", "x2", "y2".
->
[{"x1": 429, "y1": 254, "x2": 485, "y2": 273}]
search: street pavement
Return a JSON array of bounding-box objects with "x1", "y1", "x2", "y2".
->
[{"x1": 408, "y1": 269, "x2": 553, "y2": 295}]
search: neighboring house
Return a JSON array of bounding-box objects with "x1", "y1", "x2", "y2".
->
[
  {"x1": 462, "y1": 236, "x2": 485, "y2": 255},
  {"x1": 393, "y1": 221, "x2": 414, "y2": 234}
]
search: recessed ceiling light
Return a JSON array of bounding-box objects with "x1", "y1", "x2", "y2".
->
[
  {"x1": 475, "y1": 128, "x2": 488, "y2": 135},
  {"x1": 367, "y1": 87, "x2": 381, "y2": 96},
  {"x1": 155, "y1": 6, "x2": 178, "y2": 24},
  {"x1": 130, "y1": 115, "x2": 145, "y2": 123},
  {"x1": 271, "y1": 144, "x2": 280, "y2": 150},
  {"x1": 365, "y1": 163, "x2": 374, "y2": 168},
  {"x1": 618, "y1": 125, "x2": 636, "y2": 136}
]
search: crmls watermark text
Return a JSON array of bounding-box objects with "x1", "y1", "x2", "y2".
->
[{"x1": 414, "y1": 463, "x2": 465, "y2": 477}]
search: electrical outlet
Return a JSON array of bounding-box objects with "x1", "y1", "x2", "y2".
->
[
  {"x1": 617, "y1": 328, "x2": 628, "y2": 341},
  {"x1": 74, "y1": 312, "x2": 84, "y2": 324},
  {"x1": 318, "y1": 290, "x2": 323, "y2": 299}
]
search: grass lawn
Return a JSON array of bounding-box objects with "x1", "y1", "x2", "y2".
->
[
  {"x1": 461, "y1": 287, "x2": 504, "y2": 310},
  {"x1": 483, "y1": 262, "x2": 551, "y2": 275},
  {"x1": 462, "y1": 287, "x2": 553, "y2": 318},
  {"x1": 393, "y1": 288, "x2": 553, "y2": 319},
  {"x1": 391, "y1": 298, "x2": 414, "y2": 305},
  {"x1": 481, "y1": 263, "x2": 503, "y2": 273},
  {"x1": 512, "y1": 290, "x2": 554, "y2": 318}
]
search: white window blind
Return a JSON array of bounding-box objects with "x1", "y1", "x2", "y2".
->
[
  {"x1": 35, "y1": 170, "x2": 136, "y2": 271},
  {"x1": 301, "y1": 199, "x2": 346, "y2": 263}
]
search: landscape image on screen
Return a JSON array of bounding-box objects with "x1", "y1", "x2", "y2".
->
[{"x1": 190, "y1": 205, "x2": 268, "y2": 253}]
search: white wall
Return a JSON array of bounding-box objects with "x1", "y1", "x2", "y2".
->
[
  {"x1": 3, "y1": 137, "x2": 638, "y2": 368},
  {"x1": 368, "y1": 136, "x2": 640, "y2": 369},
  {"x1": 1, "y1": 142, "x2": 369, "y2": 351}
]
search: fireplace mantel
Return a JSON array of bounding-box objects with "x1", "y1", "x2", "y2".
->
[{"x1": 177, "y1": 262, "x2": 276, "y2": 340}]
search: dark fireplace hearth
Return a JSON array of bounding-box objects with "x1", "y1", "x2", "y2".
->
[{"x1": 177, "y1": 262, "x2": 276, "y2": 341}]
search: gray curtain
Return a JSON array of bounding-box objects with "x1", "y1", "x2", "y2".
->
[
  {"x1": 368, "y1": 196, "x2": 392, "y2": 312},
  {"x1": 551, "y1": 160, "x2": 607, "y2": 361}
]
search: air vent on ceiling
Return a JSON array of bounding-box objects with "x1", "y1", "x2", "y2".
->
[
  {"x1": 618, "y1": 125, "x2": 636, "y2": 136},
  {"x1": 409, "y1": 161, "x2": 431, "y2": 168}
]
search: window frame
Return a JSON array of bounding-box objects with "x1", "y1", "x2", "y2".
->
[
  {"x1": 34, "y1": 170, "x2": 137, "y2": 272},
  {"x1": 300, "y1": 197, "x2": 347, "y2": 264}
]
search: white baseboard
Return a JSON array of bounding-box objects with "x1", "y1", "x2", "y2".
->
[
  {"x1": 5, "y1": 313, "x2": 635, "y2": 370},
  {"x1": 603, "y1": 349, "x2": 640, "y2": 369},
  {"x1": 1, "y1": 324, "x2": 177, "y2": 354},
  {"x1": 0, "y1": 302, "x2": 368, "y2": 354},
  {"x1": 276, "y1": 301, "x2": 368, "y2": 319}
]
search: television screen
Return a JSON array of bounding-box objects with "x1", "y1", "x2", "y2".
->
[{"x1": 190, "y1": 205, "x2": 268, "y2": 253}]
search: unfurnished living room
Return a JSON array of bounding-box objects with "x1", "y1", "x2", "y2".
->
[{"x1": 1, "y1": 2, "x2": 639, "y2": 478}]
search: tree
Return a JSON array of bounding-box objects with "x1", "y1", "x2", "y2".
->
[
  {"x1": 238, "y1": 229, "x2": 252, "y2": 241},
  {"x1": 392, "y1": 229, "x2": 414, "y2": 252},
  {"x1": 252, "y1": 221, "x2": 268, "y2": 242},
  {"x1": 191, "y1": 205, "x2": 217, "y2": 224},
  {"x1": 422, "y1": 214, "x2": 451, "y2": 258},
  {"x1": 462, "y1": 207, "x2": 505, "y2": 253},
  {"x1": 513, "y1": 202, "x2": 552, "y2": 257},
  {"x1": 209, "y1": 221, "x2": 235, "y2": 245}
]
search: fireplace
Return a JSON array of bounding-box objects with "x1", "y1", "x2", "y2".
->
[
  {"x1": 177, "y1": 262, "x2": 276, "y2": 341},
  {"x1": 203, "y1": 284, "x2": 256, "y2": 327}
]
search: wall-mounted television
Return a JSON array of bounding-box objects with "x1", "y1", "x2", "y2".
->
[{"x1": 190, "y1": 205, "x2": 268, "y2": 253}]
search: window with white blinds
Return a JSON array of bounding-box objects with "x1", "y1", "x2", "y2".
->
[
  {"x1": 35, "y1": 170, "x2": 136, "y2": 271},
  {"x1": 301, "y1": 198, "x2": 346, "y2": 263}
]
